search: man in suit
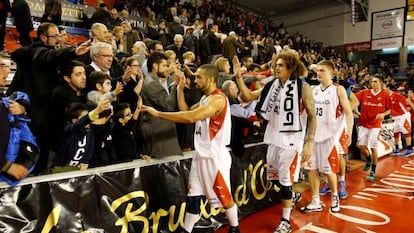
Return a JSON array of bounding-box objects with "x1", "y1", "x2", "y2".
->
[
  {"x1": 222, "y1": 31, "x2": 248, "y2": 61},
  {"x1": 138, "y1": 52, "x2": 182, "y2": 158}
]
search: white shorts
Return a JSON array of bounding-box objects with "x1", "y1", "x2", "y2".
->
[
  {"x1": 266, "y1": 144, "x2": 301, "y2": 186},
  {"x1": 392, "y1": 113, "x2": 411, "y2": 135},
  {"x1": 357, "y1": 126, "x2": 381, "y2": 148},
  {"x1": 336, "y1": 127, "x2": 348, "y2": 155},
  {"x1": 305, "y1": 137, "x2": 340, "y2": 174},
  {"x1": 188, "y1": 151, "x2": 232, "y2": 208}
]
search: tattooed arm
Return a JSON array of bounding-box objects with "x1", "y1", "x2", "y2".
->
[{"x1": 301, "y1": 81, "x2": 316, "y2": 162}]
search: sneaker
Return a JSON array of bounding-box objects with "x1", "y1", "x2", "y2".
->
[
  {"x1": 363, "y1": 162, "x2": 371, "y2": 171},
  {"x1": 300, "y1": 202, "x2": 323, "y2": 213},
  {"x1": 400, "y1": 149, "x2": 413, "y2": 157},
  {"x1": 330, "y1": 195, "x2": 340, "y2": 213},
  {"x1": 367, "y1": 171, "x2": 376, "y2": 182},
  {"x1": 393, "y1": 148, "x2": 400, "y2": 154},
  {"x1": 228, "y1": 226, "x2": 240, "y2": 233},
  {"x1": 291, "y1": 192, "x2": 302, "y2": 211},
  {"x1": 319, "y1": 182, "x2": 331, "y2": 195},
  {"x1": 274, "y1": 219, "x2": 292, "y2": 233},
  {"x1": 338, "y1": 181, "x2": 348, "y2": 199}
]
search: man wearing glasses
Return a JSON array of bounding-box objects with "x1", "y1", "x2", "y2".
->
[
  {"x1": 354, "y1": 75, "x2": 391, "y2": 181},
  {"x1": 7, "y1": 22, "x2": 91, "y2": 173},
  {"x1": 85, "y1": 42, "x2": 114, "y2": 83}
]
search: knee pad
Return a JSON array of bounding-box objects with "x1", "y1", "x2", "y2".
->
[
  {"x1": 186, "y1": 196, "x2": 202, "y2": 214},
  {"x1": 280, "y1": 185, "x2": 293, "y2": 200}
]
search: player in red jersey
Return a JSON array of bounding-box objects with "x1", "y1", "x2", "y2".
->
[
  {"x1": 385, "y1": 84, "x2": 412, "y2": 156},
  {"x1": 355, "y1": 75, "x2": 391, "y2": 181}
]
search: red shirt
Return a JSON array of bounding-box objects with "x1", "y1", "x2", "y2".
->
[
  {"x1": 355, "y1": 89, "x2": 391, "y2": 128},
  {"x1": 406, "y1": 97, "x2": 414, "y2": 122},
  {"x1": 389, "y1": 91, "x2": 408, "y2": 116}
]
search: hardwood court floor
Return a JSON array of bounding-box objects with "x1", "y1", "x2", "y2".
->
[{"x1": 217, "y1": 155, "x2": 414, "y2": 233}]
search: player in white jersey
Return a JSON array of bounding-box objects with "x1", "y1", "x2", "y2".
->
[
  {"x1": 142, "y1": 64, "x2": 240, "y2": 233},
  {"x1": 235, "y1": 50, "x2": 316, "y2": 233},
  {"x1": 301, "y1": 60, "x2": 353, "y2": 213}
]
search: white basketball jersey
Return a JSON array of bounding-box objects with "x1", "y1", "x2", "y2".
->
[
  {"x1": 313, "y1": 83, "x2": 343, "y2": 142},
  {"x1": 194, "y1": 90, "x2": 231, "y2": 158},
  {"x1": 264, "y1": 92, "x2": 307, "y2": 152}
]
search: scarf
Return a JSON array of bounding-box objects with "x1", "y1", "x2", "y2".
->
[{"x1": 256, "y1": 77, "x2": 302, "y2": 132}]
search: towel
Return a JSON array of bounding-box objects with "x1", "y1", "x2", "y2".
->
[{"x1": 257, "y1": 78, "x2": 302, "y2": 132}]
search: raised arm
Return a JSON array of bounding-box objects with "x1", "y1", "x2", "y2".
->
[
  {"x1": 142, "y1": 94, "x2": 226, "y2": 124},
  {"x1": 233, "y1": 56, "x2": 262, "y2": 101}
]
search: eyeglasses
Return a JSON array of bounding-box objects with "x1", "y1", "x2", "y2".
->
[
  {"x1": 47, "y1": 34, "x2": 62, "y2": 38},
  {"x1": 98, "y1": 54, "x2": 113, "y2": 58}
]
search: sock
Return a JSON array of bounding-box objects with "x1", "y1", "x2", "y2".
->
[
  {"x1": 371, "y1": 164, "x2": 377, "y2": 173},
  {"x1": 366, "y1": 156, "x2": 371, "y2": 164},
  {"x1": 184, "y1": 213, "x2": 199, "y2": 232},
  {"x1": 395, "y1": 145, "x2": 399, "y2": 150},
  {"x1": 282, "y1": 207, "x2": 291, "y2": 220},
  {"x1": 338, "y1": 175, "x2": 345, "y2": 182},
  {"x1": 225, "y1": 205, "x2": 239, "y2": 227},
  {"x1": 312, "y1": 195, "x2": 320, "y2": 205},
  {"x1": 331, "y1": 191, "x2": 338, "y2": 196}
]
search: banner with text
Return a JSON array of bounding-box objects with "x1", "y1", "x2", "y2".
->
[{"x1": 0, "y1": 143, "x2": 281, "y2": 233}]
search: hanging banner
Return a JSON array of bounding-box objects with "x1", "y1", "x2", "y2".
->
[{"x1": 371, "y1": 8, "x2": 405, "y2": 40}]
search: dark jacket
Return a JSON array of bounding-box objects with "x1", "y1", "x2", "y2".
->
[
  {"x1": 0, "y1": 97, "x2": 11, "y2": 171},
  {"x1": 50, "y1": 83, "x2": 87, "y2": 152},
  {"x1": 11, "y1": 0, "x2": 33, "y2": 32},
  {"x1": 59, "y1": 115, "x2": 94, "y2": 166},
  {"x1": 138, "y1": 73, "x2": 182, "y2": 158},
  {"x1": 8, "y1": 42, "x2": 78, "y2": 137}
]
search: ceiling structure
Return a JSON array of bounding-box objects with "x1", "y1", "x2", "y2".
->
[{"x1": 230, "y1": 0, "x2": 352, "y2": 19}]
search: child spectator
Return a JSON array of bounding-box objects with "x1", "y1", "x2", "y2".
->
[
  {"x1": 56, "y1": 98, "x2": 111, "y2": 170},
  {"x1": 87, "y1": 71, "x2": 123, "y2": 167},
  {"x1": 87, "y1": 71, "x2": 123, "y2": 118},
  {"x1": 112, "y1": 98, "x2": 150, "y2": 161}
]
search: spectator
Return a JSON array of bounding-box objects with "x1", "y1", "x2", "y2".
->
[
  {"x1": 169, "y1": 16, "x2": 185, "y2": 36},
  {"x1": 116, "y1": 56, "x2": 144, "y2": 111},
  {"x1": 57, "y1": 99, "x2": 110, "y2": 170},
  {"x1": 8, "y1": 22, "x2": 91, "y2": 173},
  {"x1": 131, "y1": 41, "x2": 147, "y2": 67},
  {"x1": 112, "y1": 101, "x2": 145, "y2": 162},
  {"x1": 198, "y1": 29, "x2": 211, "y2": 65},
  {"x1": 50, "y1": 60, "x2": 87, "y2": 165},
  {"x1": 0, "y1": 0, "x2": 11, "y2": 51},
  {"x1": 213, "y1": 57, "x2": 233, "y2": 88},
  {"x1": 0, "y1": 53, "x2": 31, "y2": 180},
  {"x1": 87, "y1": 71, "x2": 122, "y2": 167},
  {"x1": 141, "y1": 40, "x2": 163, "y2": 76},
  {"x1": 138, "y1": 52, "x2": 182, "y2": 158},
  {"x1": 85, "y1": 42, "x2": 116, "y2": 87},
  {"x1": 121, "y1": 20, "x2": 142, "y2": 52},
  {"x1": 166, "y1": 34, "x2": 189, "y2": 64},
  {"x1": 41, "y1": 0, "x2": 62, "y2": 25},
  {"x1": 11, "y1": 0, "x2": 33, "y2": 47},
  {"x1": 90, "y1": 3, "x2": 110, "y2": 25},
  {"x1": 222, "y1": 31, "x2": 248, "y2": 61},
  {"x1": 105, "y1": 8, "x2": 123, "y2": 30}
]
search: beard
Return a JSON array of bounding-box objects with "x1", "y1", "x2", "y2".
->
[{"x1": 157, "y1": 71, "x2": 166, "y2": 79}]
